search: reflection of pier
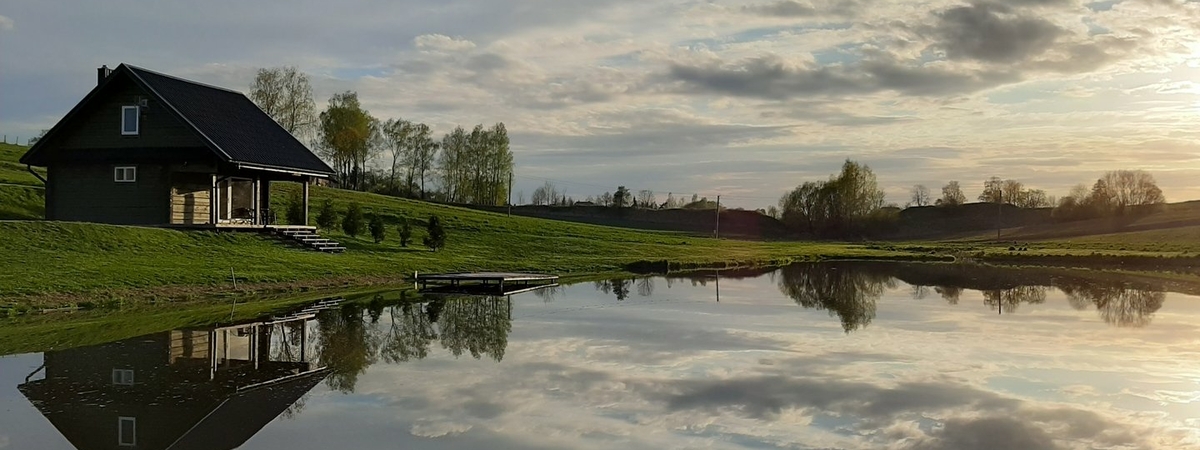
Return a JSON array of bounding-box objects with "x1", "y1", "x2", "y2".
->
[
  {"x1": 17, "y1": 312, "x2": 328, "y2": 450},
  {"x1": 417, "y1": 272, "x2": 559, "y2": 296}
]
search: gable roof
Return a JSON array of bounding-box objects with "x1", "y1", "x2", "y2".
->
[{"x1": 21, "y1": 63, "x2": 334, "y2": 177}]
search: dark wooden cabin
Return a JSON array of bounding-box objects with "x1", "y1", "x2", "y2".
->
[{"x1": 19, "y1": 64, "x2": 335, "y2": 227}]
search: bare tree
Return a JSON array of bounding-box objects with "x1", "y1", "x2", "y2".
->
[
  {"x1": 1096, "y1": 170, "x2": 1165, "y2": 212},
  {"x1": 381, "y1": 118, "x2": 413, "y2": 193},
  {"x1": 636, "y1": 190, "x2": 656, "y2": 209},
  {"x1": 531, "y1": 181, "x2": 559, "y2": 206},
  {"x1": 250, "y1": 66, "x2": 316, "y2": 140},
  {"x1": 910, "y1": 185, "x2": 931, "y2": 207},
  {"x1": 979, "y1": 177, "x2": 1003, "y2": 203}
]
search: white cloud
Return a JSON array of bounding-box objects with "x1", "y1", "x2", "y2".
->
[
  {"x1": 413, "y1": 34, "x2": 477, "y2": 53},
  {"x1": 0, "y1": 15, "x2": 13, "y2": 31}
]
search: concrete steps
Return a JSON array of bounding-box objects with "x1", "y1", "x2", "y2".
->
[{"x1": 268, "y1": 226, "x2": 346, "y2": 253}]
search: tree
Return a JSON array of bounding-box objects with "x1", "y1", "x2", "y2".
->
[
  {"x1": 318, "y1": 91, "x2": 377, "y2": 190},
  {"x1": 369, "y1": 213, "x2": 386, "y2": 243},
  {"x1": 1097, "y1": 170, "x2": 1165, "y2": 213},
  {"x1": 436, "y1": 123, "x2": 513, "y2": 205},
  {"x1": 286, "y1": 191, "x2": 306, "y2": 225},
  {"x1": 777, "y1": 160, "x2": 886, "y2": 236},
  {"x1": 316, "y1": 199, "x2": 338, "y2": 229},
  {"x1": 531, "y1": 181, "x2": 559, "y2": 206},
  {"x1": 636, "y1": 190, "x2": 656, "y2": 209},
  {"x1": 424, "y1": 215, "x2": 446, "y2": 251},
  {"x1": 250, "y1": 66, "x2": 317, "y2": 139},
  {"x1": 910, "y1": 185, "x2": 931, "y2": 207},
  {"x1": 342, "y1": 203, "x2": 365, "y2": 237},
  {"x1": 613, "y1": 186, "x2": 631, "y2": 208},
  {"x1": 380, "y1": 118, "x2": 414, "y2": 194},
  {"x1": 979, "y1": 177, "x2": 1003, "y2": 203},
  {"x1": 409, "y1": 123, "x2": 439, "y2": 199},
  {"x1": 940, "y1": 181, "x2": 966, "y2": 207},
  {"x1": 397, "y1": 218, "x2": 413, "y2": 247},
  {"x1": 599, "y1": 192, "x2": 613, "y2": 207}
]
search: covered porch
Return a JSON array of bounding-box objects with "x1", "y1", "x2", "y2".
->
[{"x1": 167, "y1": 164, "x2": 318, "y2": 229}]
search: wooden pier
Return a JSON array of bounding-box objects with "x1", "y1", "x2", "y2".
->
[{"x1": 416, "y1": 272, "x2": 559, "y2": 296}]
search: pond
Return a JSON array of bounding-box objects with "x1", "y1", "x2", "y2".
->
[{"x1": 2, "y1": 262, "x2": 1199, "y2": 449}]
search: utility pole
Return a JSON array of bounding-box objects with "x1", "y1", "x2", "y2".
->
[
  {"x1": 996, "y1": 190, "x2": 1002, "y2": 240},
  {"x1": 507, "y1": 172, "x2": 513, "y2": 216},
  {"x1": 715, "y1": 195, "x2": 721, "y2": 239}
]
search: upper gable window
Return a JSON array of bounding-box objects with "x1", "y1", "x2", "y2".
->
[{"x1": 121, "y1": 106, "x2": 139, "y2": 135}]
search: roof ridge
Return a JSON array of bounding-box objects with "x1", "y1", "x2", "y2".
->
[{"x1": 122, "y1": 63, "x2": 246, "y2": 96}]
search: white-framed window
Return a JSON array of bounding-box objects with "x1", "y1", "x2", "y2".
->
[
  {"x1": 121, "y1": 105, "x2": 139, "y2": 135},
  {"x1": 118, "y1": 417, "x2": 137, "y2": 447},
  {"x1": 114, "y1": 166, "x2": 137, "y2": 183},
  {"x1": 112, "y1": 369, "x2": 135, "y2": 386}
]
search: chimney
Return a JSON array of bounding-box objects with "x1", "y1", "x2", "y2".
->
[{"x1": 97, "y1": 65, "x2": 112, "y2": 85}]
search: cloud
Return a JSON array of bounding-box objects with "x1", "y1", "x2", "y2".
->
[
  {"x1": 414, "y1": 34, "x2": 476, "y2": 53},
  {"x1": 741, "y1": 0, "x2": 862, "y2": 18},
  {"x1": 0, "y1": 15, "x2": 13, "y2": 31},
  {"x1": 906, "y1": 416, "x2": 1058, "y2": 450},
  {"x1": 665, "y1": 54, "x2": 1020, "y2": 99},
  {"x1": 929, "y1": 2, "x2": 1065, "y2": 63}
]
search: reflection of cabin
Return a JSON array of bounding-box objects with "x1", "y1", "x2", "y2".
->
[
  {"x1": 20, "y1": 64, "x2": 335, "y2": 227},
  {"x1": 18, "y1": 316, "x2": 326, "y2": 450}
]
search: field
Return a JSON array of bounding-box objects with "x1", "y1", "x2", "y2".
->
[{"x1": 2, "y1": 141, "x2": 1200, "y2": 312}]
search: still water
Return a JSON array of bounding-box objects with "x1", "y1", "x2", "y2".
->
[{"x1": 2, "y1": 262, "x2": 1199, "y2": 449}]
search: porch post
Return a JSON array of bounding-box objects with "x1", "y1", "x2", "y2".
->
[
  {"x1": 225, "y1": 179, "x2": 232, "y2": 223},
  {"x1": 261, "y1": 180, "x2": 271, "y2": 225},
  {"x1": 251, "y1": 178, "x2": 261, "y2": 225},
  {"x1": 210, "y1": 174, "x2": 219, "y2": 225},
  {"x1": 302, "y1": 178, "x2": 310, "y2": 227}
]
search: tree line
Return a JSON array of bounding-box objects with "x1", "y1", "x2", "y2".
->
[
  {"x1": 778, "y1": 161, "x2": 1168, "y2": 237},
  {"x1": 250, "y1": 66, "x2": 514, "y2": 206}
]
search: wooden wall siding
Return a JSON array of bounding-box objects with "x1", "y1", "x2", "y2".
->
[
  {"x1": 54, "y1": 77, "x2": 206, "y2": 151},
  {"x1": 170, "y1": 173, "x2": 212, "y2": 225},
  {"x1": 48, "y1": 164, "x2": 169, "y2": 225}
]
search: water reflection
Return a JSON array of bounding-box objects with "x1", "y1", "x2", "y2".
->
[
  {"x1": 315, "y1": 294, "x2": 515, "y2": 392},
  {"x1": 776, "y1": 263, "x2": 894, "y2": 332},
  {"x1": 767, "y1": 262, "x2": 1167, "y2": 331},
  {"x1": 17, "y1": 314, "x2": 328, "y2": 450}
]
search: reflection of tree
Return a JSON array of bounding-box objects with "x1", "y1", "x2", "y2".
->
[
  {"x1": 1057, "y1": 282, "x2": 1165, "y2": 327},
  {"x1": 380, "y1": 301, "x2": 437, "y2": 363},
  {"x1": 777, "y1": 263, "x2": 891, "y2": 333},
  {"x1": 533, "y1": 285, "x2": 565, "y2": 303},
  {"x1": 935, "y1": 286, "x2": 962, "y2": 304},
  {"x1": 982, "y1": 286, "x2": 1047, "y2": 314},
  {"x1": 315, "y1": 304, "x2": 380, "y2": 393},
  {"x1": 595, "y1": 279, "x2": 632, "y2": 301},
  {"x1": 637, "y1": 278, "x2": 654, "y2": 297},
  {"x1": 438, "y1": 296, "x2": 512, "y2": 361}
]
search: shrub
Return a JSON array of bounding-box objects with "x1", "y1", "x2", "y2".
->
[
  {"x1": 316, "y1": 199, "x2": 338, "y2": 230},
  {"x1": 342, "y1": 203, "x2": 365, "y2": 237},
  {"x1": 285, "y1": 191, "x2": 305, "y2": 225},
  {"x1": 397, "y1": 217, "x2": 413, "y2": 247},
  {"x1": 424, "y1": 215, "x2": 447, "y2": 251},
  {"x1": 369, "y1": 213, "x2": 386, "y2": 243}
]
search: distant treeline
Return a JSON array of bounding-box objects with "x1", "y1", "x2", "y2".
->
[
  {"x1": 778, "y1": 160, "x2": 1168, "y2": 238},
  {"x1": 250, "y1": 66, "x2": 513, "y2": 206}
]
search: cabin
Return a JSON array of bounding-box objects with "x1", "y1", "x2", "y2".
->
[
  {"x1": 19, "y1": 64, "x2": 335, "y2": 228},
  {"x1": 18, "y1": 314, "x2": 327, "y2": 450}
]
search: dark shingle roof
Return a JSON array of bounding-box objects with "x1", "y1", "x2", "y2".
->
[{"x1": 126, "y1": 65, "x2": 334, "y2": 176}]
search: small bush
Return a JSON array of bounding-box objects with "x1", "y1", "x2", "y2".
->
[
  {"x1": 397, "y1": 217, "x2": 413, "y2": 247},
  {"x1": 369, "y1": 213, "x2": 386, "y2": 243},
  {"x1": 342, "y1": 203, "x2": 365, "y2": 237},
  {"x1": 316, "y1": 199, "x2": 338, "y2": 230},
  {"x1": 286, "y1": 191, "x2": 305, "y2": 225},
  {"x1": 424, "y1": 215, "x2": 447, "y2": 251}
]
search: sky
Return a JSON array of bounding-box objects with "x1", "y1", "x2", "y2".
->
[{"x1": 2, "y1": 0, "x2": 1200, "y2": 208}]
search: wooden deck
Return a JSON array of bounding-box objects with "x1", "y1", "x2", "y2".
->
[{"x1": 416, "y1": 272, "x2": 559, "y2": 296}]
